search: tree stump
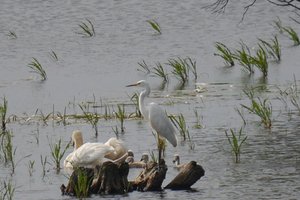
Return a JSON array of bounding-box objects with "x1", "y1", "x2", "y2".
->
[
  {"x1": 164, "y1": 161, "x2": 205, "y2": 190},
  {"x1": 90, "y1": 161, "x2": 131, "y2": 194},
  {"x1": 130, "y1": 159, "x2": 167, "y2": 191}
]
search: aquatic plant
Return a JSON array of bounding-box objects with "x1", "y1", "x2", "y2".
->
[
  {"x1": 273, "y1": 18, "x2": 284, "y2": 33},
  {"x1": 0, "y1": 179, "x2": 15, "y2": 200},
  {"x1": 78, "y1": 104, "x2": 100, "y2": 137},
  {"x1": 56, "y1": 107, "x2": 68, "y2": 126},
  {"x1": 167, "y1": 57, "x2": 189, "y2": 83},
  {"x1": 112, "y1": 126, "x2": 120, "y2": 137},
  {"x1": 28, "y1": 57, "x2": 47, "y2": 81},
  {"x1": 40, "y1": 155, "x2": 48, "y2": 178},
  {"x1": 214, "y1": 42, "x2": 235, "y2": 66},
  {"x1": 38, "y1": 109, "x2": 52, "y2": 126},
  {"x1": 235, "y1": 107, "x2": 246, "y2": 126},
  {"x1": 258, "y1": 35, "x2": 281, "y2": 62},
  {"x1": 169, "y1": 114, "x2": 190, "y2": 141},
  {"x1": 149, "y1": 150, "x2": 158, "y2": 163},
  {"x1": 129, "y1": 92, "x2": 141, "y2": 118},
  {"x1": 147, "y1": 19, "x2": 161, "y2": 34},
  {"x1": 137, "y1": 60, "x2": 151, "y2": 74},
  {"x1": 241, "y1": 90, "x2": 272, "y2": 128},
  {"x1": 152, "y1": 62, "x2": 168, "y2": 82},
  {"x1": 6, "y1": 30, "x2": 17, "y2": 39},
  {"x1": 73, "y1": 167, "x2": 92, "y2": 198},
  {"x1": 49, "y1": 138, "x2": 71, "y2": 172},
  {"x1": 233, "y1": 42, "x2": 254, "y2": 74},
  {"x1": 114, "y1": 104, "x2": 126, "y2": 132},
  {"x1": 225, "y1": 127, "x2": 248, "y2": 163},
  {"x1": 76, "y1": 18, "x2": 95, "y2": 37},
  {"x1": 49, "y1": 50, "x2": 58, "y2": 61},
  {"x1": 186, "y1": 57, "x2": 198, "y2": 80},
  {"x1": 282, "y1": 26, "x2": 300, "y2": 46},
  {"x1": 103, "y1": 103, "x2": 113, "y2": 120},
  {"x1": 28, "y1": 160, "x2": 35, "y2": 176},
  {"x1": 0, "y1": 97, "x2": 8, "y2": 132},
  {"x1": 251, "y1": 45, "x2": 268, "y2": 77},
  {"x1": 193, "y1": 109, "x2": 203, "y2": 129},
  {"x1": 1, "y1": 131, "x2": 16, "y2": 174}
]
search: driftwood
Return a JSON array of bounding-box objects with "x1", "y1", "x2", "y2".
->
[
  {"x1": 164, "y1": 161, "x2": 205, "y2": 190},
  {"x1": 90, "y1": 161, "x2": 131, "y2": 194},
  {"x1": 130, "y1": 159, "x2": 167, "y2": 191}
]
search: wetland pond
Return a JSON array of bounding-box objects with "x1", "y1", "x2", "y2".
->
[{"x1": 0, "y1": 0, "x2": 300, "y2": 199}]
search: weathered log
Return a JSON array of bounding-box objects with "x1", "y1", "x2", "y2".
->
[
  {"x1": 130, "y1": 159, "x2": 167, "y2": 191},
  {"x1": 90, "y1": 161, "x2": 131, "y2": 194},
  {"x1": 64, "y1": 167, "x2": 94, "y2": 197},
  {"x1": 164, "y1": 161, "x2": 205, "y2": 190}
]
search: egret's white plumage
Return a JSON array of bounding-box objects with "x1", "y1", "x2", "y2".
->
[
  {"x1": 64, "y1": 130, "x2": 114, "y2": 169},
  {"x1": 126, "y1": 80, "x2": 177, "y2": 147}
]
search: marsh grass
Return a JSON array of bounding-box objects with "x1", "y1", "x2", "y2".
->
[
  {"x1": 1, "y1": 131, "x2": 16, "y2": 174},
  {"x1": 6, "y1": 31, "x2": 17, "y2": 39},
  {"x1": 214, "y1": 42, "x2": 235, "y2": 66},
  {"x1": 73, "y1": 167, "x2": 92, "y2": 198},
  {"x1": 241, "y1": 89, "x2": 272, "y2": 128},
  {"x1": 28, "y1": 57, "x2": 47, "y2": 81},
  {"x1": 152, "y1": 62, "x2": 168, "y2": 82},
  {"x1": 186, "y1": 57, "x2": 197, "y2": 80},
  {"x1": 233, "y1": 42, "x2": 254, "y2": 74},
  {"x1": 49, "y1": 138, "x2": 71, "y2": 172},
  {"x1": 169, "y1": 114, "x2": 190, "y2": 141},
  {"x1": 40, "y1": 155, "x2": 48, "y2": 178},
  {"x1": 283, "y1": 26, "x2": 300, "y2": 46},
  {"x1": 0, "y1": 179, "x2": 15, "y2": 200},
  {"x1": 114, "y1": 104, "x2": 126, "y2": 132},
  {"x1": 28, "y1": 160, "x2": 35, "y2": 176},
  {"x1": 235, "y1": 107, "x2": 246, "y2": 126},
  {"x1": 49, "y1": 50, "x2": 58, "y2": 61},
  {"x1": 129, "y1": 93, "x2": 141, "y2": 118},
  {"x1": 78, "y1": 104, "x2": 100, "y2": 136},
  {"x1": 225, "y1": 127, "x2": 248, "y2": 163},
  {"x1": 258, "y1": 35, "x2": 281, "y2": 62},
  {"x1": 76, "y1": 18, "x2": 95, "y2": 37},
  {"x1": 149, "y1": 150, "x2": 158, "y2": 163},
  {"x1": 0, "y1": 97, "x2": 8, "y2": 132},
  {"x1": 273, "y1": 18, "x2": 284, "y2": 33},
  {"x1": 251, "y1": 45, "x2": 268, "y2": 77},
  {"x1": 147, "y1": 19, "x2": 161, "y2": 34},
  {"x1": 137, "y1": 60, "x2": 151, "y2": 74},
  {"x1": 193, "y1": 109, "x2": 203, "y2": 129},
  {"x1": 167, "y1": 57, "x2": 189, "y2": 83},
  {"x1": 56, "y1": 107, "x2": 68, "y2": 126}
]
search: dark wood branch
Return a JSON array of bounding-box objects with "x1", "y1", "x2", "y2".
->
[{"x1": 241, "y1": 0, "x2": 257, "y2": 22}]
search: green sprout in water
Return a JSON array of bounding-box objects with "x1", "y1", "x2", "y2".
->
[
  {"x1": 137, "y1": 60, "x2": 151, "y2": 74},
  {"x1": 28, "y1": 57, "x2": 47, "y2": 81},
  {"x1": 258, "y1": 35, "x2": 281, "y2": 62},
  {"x1": 72, "y1": 167, "x2": 94, "y2": 198},
  {"x1": 0, "y1": 179, "x2": 15, "y2": 200},
  {"x1": 49, "y1": 50, "x2": 58, "y2": 61},
  {"x1": 214, "y1": 42, "x2": 235, "y2": 67},
  {"x1": 114, "y1": 104, "x2": 126, "y2": 133},
  {"x1": 233, "y1": 42, "x2": 254, "y2": 74},
  {"x1": 225, "y1": 127, "x2": 248, "y2": 163},
  {"x1": 282, "y1": 26, "x2": 300, "y2": 46},
  {"x1": 78, "y1": 104, "x2": 100, "y2": 137},
  {"x1": 167, "y1": 57, "x2": 189, "y2": 84},
  {"x1": 147, "y1": 19, "x2": 161, "y2": 35},
  {"x1": 6, "y1": 30, "x2": 17, "y2": 39},
  {"x1": 76, "y1": 18, "x2": 95, "y2": 37},
  {"x1": 152, "y1": 62, "x2": 168, "y2": 82},
  {"x1": 49, "y1": 138, "x2": 71, "y2": 172},
  {"x1": 129, "y1": 92, "x2": 141, "y2": 118},
  {"x1": 251, "y1": 45, "x2": 268, "y2": 77},
  {"x1": 0, "y1": 97, "x2": 8, "y2": 132}
]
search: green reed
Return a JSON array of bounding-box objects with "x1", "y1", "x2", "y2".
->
[
  {"x1": 282, "y1": 26, "x2": 300, "y2": 46},
  {"x1": 273, "y1": 18, "x2": 283, "y2": 33},
  {"x1": 193, "y1": 109, "x2": 203, "y2": 129},
  {"x1": 169, "y1": 114, "x2": 190, "y2": 141},
  {"x1": 1, "y1": 131, "x2": 16, "y2": 174},
  {"x1": 49, "y1": 50, "x2": 58, "y2": 61},
  {"x1": 76, "y1": 18, "x2": 95, "y2": 37},
  {"x1": 214, "y1": 42, "x2": 235, "y2": 66},
  {"x1": 129, "y1": 92, "x2": 141, "y2": 118},
  {"x1": 78, "y1": 104, "x2": 100, "y2": 137},
  {"x1": 28, "y1": 160, "x2": 35, "y2": 176},
  {"x1": 185, "y1": 57, "x2": 197, "y2": 80},
  {"x1": 152, "y1": 62, "x2": 168, "y2": 82},
  {"x1": 114, "y1": 104, "x2": 126, "y2": 132},
  {"x1": 28, "y1": 57, "x2": 47, "y2": 81},
  {"x1": 49, "y1": 138, "x2": 71, "y2": 172},
  {"x1": 137, "y1": 60, "x2": 151, "y2": 74},
  {"x1": 6, "y1": 30, "x2": 17, "y2": 39},
  {"x1": 147, "y1": 19, "x2": 161, "y2": 34},
  {"x1": 241, "y1": 90, "x2": 272, "y2": 128},
  {"x1": 251, "y1": 45, "x2": 268, "y2": 77},
  {"x1": 258, "y1": 35, "x2": 281, "y2": 62},
  {"x1": 0, "y1": 179, "x2": 15, "y2": 200},
  {"x1": 167, "y1": 57, "x2": 189, "y2": 83},
  {"x1": 225, "y1": 127, "x2": 247, "y2": 163},
  {"x1": 233, "y1": 42, "x2": 254, "y2": 74},
  {"x1": 40, "y1": 155, "x2": 48, "y2": 178},
  {"x1": 56, "y1": 107, "x2": 68, "y2": 126},
  {"x1": 73, "y1": 167, "x2": 93, "y2": 198},
  {"x1": 0, "y1": 97, "x2": 8, "y2": 132}
]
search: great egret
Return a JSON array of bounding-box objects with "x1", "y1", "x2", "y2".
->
[
  {"x1": 64, "y1": 130, "x2": 127, "y2": 170},
  {"x1": 126, "y1": 80, "x2": 177, "y2": 164}
]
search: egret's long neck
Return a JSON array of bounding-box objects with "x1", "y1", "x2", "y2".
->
[{"x1": 139, "y1": 85, "x2": 150, "y2": 120}]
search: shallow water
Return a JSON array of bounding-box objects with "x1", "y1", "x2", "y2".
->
[{"x1": 0, "y1": 0, "x2": 300, "y2": 199}]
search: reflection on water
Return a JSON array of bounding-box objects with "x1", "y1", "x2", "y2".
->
[{"x1": 0, "y1": 0, "x2": 300, "y2": 199}]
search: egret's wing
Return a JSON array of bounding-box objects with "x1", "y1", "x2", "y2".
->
[{"x1": 149, "y1": 102, "x2": 177, "y2": 147}]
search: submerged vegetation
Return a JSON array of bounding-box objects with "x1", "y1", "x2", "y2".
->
[
  {"x1": 76, "y1": 18, "x2": 95, "y2": 37},
  {"x1": 49, "y1": 138, "x2": 71, "y2": 172},
  {"x1": 146, "y1": 19, "x2": 161, "y2": 35},
  {"x1": 28, "y1": 58, "x2": 47, "y2": 81},
  {"x1": 225, "y1": 127, "x2": 248, "y2": 163}
]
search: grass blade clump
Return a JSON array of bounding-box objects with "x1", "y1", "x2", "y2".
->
[
  {"x1": 167, "y1": 57, "x2": 189, "y2": 84},
  {"x1": 49, "y1": 50, "x2": 58, "y2": 61},
  {"x1": 186, "y1": 57, "x2": 197, "y2": 80},
  {"x1": 258, "y1": 35, "x2": 281, "y2": 62},
  {"x1": 114, "y1": 104, "x2": 126, "y2": 132},
  {"x1": 6, "y1": 30, "x2": 17, "y2": 39},
  {"x1": 0, "y1": 179, "x2": 15, "y2": 200},
  {"x1": 251, "y1": 45, "x2": 268, "y2": 77},
  {"x1": 282, "y1": 26, "x2": 300, "y2": 46},
  {"x1": 225, "y1": 127, "x2": 247, "y2": 163},
  {"x1": 129, "y1": 92, "x2": 141, "y2": 118},
  {"x1": 147, "y1": 19, "x2": 161, "y2": 34},
  {"x1": 137, "y1": 60, "x2": 151, "y2": 74},
  {"x1": 214, "y1": 42, "x2": 235, "y2": 66},
  {"x1": 49, "y1": 138, "x2": 71, "y2": 172},
  {"x1": 233, "y1": 42, "x2": 254, "y2": 74},
  {"x1": 28, "y1": 57, "x2": 47, "y2": 81},
  {"x1": 152, "y1": 62, "x2": 168, "y2": 82},
  {"x1": 78, "y1": 104, "x2": 100, "y2": 137},
  {"x1": 76, "y1": 18, "x2": 95, "y2": 37},
  {"x1": 0, "y1": 97, "x2": 8, "y2": 132},
  {"x1": 73, "y1": 167, "x2": 93, "y2": 198}
]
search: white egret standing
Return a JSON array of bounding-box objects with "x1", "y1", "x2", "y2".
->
[{"x1": 126, "y1": 80, "x2": 177, "y2": 164}]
